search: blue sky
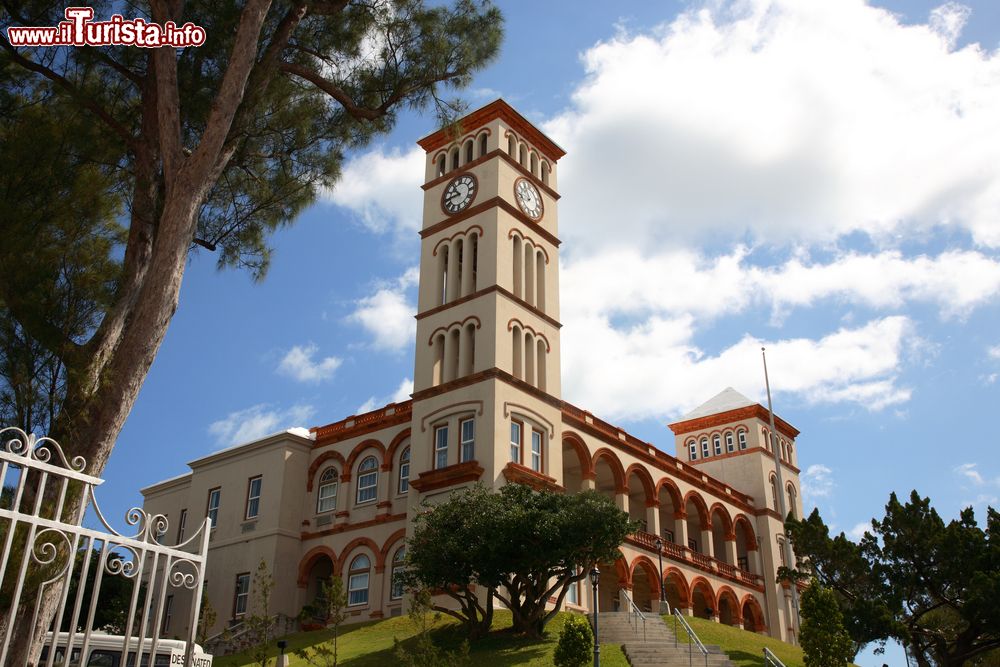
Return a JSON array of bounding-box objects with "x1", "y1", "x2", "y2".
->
[{"x1": 96, "y1": 1, "x2": 999, "y2": 662}]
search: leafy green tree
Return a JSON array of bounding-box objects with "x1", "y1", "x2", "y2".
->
[
  {"x1": 553, "y1": 614, "x2": 593, "y2": 667},
  {"x1": 0, "y1": 1, "x2": 502, "y2": 662},
  {"x1": 784, "y1": 491, "x2": 1000, "y2": 667},
  {"x1": 295, "y1": 576, "x2": 349, "y2": 667},
  {"x1": 231, "y1": 559, "x2": 277, "y2": 667},
  {"x1": 799, "y1": 580, "x2": 853, "y2": 667},
  {"x1": 404, "y1": 484, "x2": 637, "y2": 639}
]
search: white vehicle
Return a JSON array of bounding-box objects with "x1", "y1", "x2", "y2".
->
[{"x1": 38, "y1": 632, "x2": 212, "y2": 667}]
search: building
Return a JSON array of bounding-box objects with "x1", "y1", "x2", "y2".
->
[{"x1": 141, "y1": 99, "x2": 804, "y2": 645}]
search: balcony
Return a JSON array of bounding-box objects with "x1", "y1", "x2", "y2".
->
[{"x1": 625, "y1": 530, "x2": 764, "y2": 589}]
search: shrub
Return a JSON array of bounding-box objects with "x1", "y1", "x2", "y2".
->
[{"x1": 554, "y1": 614, "x2": 593, "y2": 667}]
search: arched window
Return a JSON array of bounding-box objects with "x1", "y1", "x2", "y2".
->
[
  {"x1": 738, "y1": 430, "x2": 747, "y2": 450},
  {"x1": 479, "y1": 132, "x2": 488, "y2": 157},
  {"x1": 507, "y1": 135, "x2": 516, "y2": 155},
  {"x1": 356, "y1": 456, "x2": 378, "y2": 504},
  {"x1": 529, "y1": 152, "x2": 538, "y2": 175},
  {"x1": 316, "y1": 467, "x2": 338, "y2": 513},
  {"x1": 688, "y1": 440, "x2": 698, "y2": 460},
  {"x1": 398, "y1": 447, "x2": 410, "y2": 494},
  {"x1": 786, "y1": 484, "x2": 797, "y2": 519},
  {"x1": 347, "y1": 554, "x2": 371, "y2": 606},
  {"x1": 464, "y1": 139, "x2": 474, "y2": 164},
  {"x1": 700, "y1": 438, "x2": 710, "y2": 459},
  {"x1": 518, "y1": 143, "x2": 526, "y2": 166},
  {"x1": 725, "y1": 432, "x2": 734, "y2": 453},
  {"x1": 713, "y1": 435, "x2": 722, "y2": 456},
  {"x1": 449, "y1": 147, "x2": 459, "y2": 171},
  {"x1": 540, "y1": 161, "x2": 549, "y2": 185},
  {"x1": 769, "y1": 475, "x2": 778, "y2": 511},
  {"x1": 436, "y1": 155, "x2": 445, "y2": 177},
  {"x1": 390, "y1": 547, "x2": 407, "y2": 600}
]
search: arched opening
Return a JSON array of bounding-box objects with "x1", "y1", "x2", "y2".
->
[
  {"x1": 741, "y1": 597, "x2": 766, "y2": 633},
  {"x1": 718, "y1": 590, "x2": 739, "y2": 627},
  {"x1": 663, "y1": 570, "x2": 688, "y2": 613},
  {"x1": 460, "y1": 323, "x2": 475, "y2": 377},
  {"x1": 786, "y1": 483, "x2": 798, "y2": 520},
  {"x1": 540, "y1": 161, "x2": 549, "y2": 185},
  {"x1": 511, "y1": 325, "x2": 522, "y2": 379},
  {"x1": 770, "y1": 475, "x2": 778, "y2": 512},
  {"x1": 305, "y1": 554, "x2": 334, "y2": 614},
  {"x1": 523, "y1": 241, "x2": 535, "y2": 306},
  {"x1": 684, "y1": 494, "x2": 708, "y2": 554},
  {"x1": 464, "y1": 139, "x2": 473, "y2": 164},
  {"x1": 436, "y1": 155, "x2": 445, "y2": 177},
  {"x1": 478, "y1": 132, "x2": 488, "y2": 157},
  {"x1": 631, "y1": 562, "x2": 656, "y2": 613},
  {"x1": 734, "y1": 516, "x2": 756, "y2": 573},
  {"x1": 595, "y1": 557, "x2": 626, "y2": 612},
  {"x1": 448, "y1": 238, "x2": 462, "y2": 302},
  {"x1": 446, "y1": 328, "x2": 460, "y2": 382},
  {"x1": 593, "y1": 454, "x2": 620, "y2": 504},
  {"x1": 535, "y1": 250, "x2": 545, "y2": 310},
  {"x1": 657, "y1": 482, "x2": 681, "y2": 544},
  {"x1": 507, "y1": 135, "x2": 516, "y2": 156},
  {"x1": 458, "y1": 236, "x2": 473, "y2": 296},
  {"x1": 518, "y1": 142, "x2": 526, "y2": 167},
  {"x1": 437, "y1": 245, "x2": 448, "y2": 305},
  {"x1": 512, "y1": 235, "x2": 523, "y2": 298},
  {"x1": 468, "y1": 232, "x2": 478, "y2": 293},
  {"x1": 432, "y1": 333, "x2": 445, "y2": 386},
  {"x1": 561, "y1": 437, "x2": 586, "y2": 493},
  {"x1": 316, "y1": 467, "x2": 338, "y2": 514},
  {"x1": 347, "y1": 553, "x2": 371, "y2": 606},
  {"x1": 529, "y1": 152, "x2": 538, "y2": 176},
  {"x1": 626, "y1": 471, "x2": 649, "y2": 529},
  {"x1": 711, "y1": 507, "x2": 732, "y2": 564},
  {"x1": 449, "y1": 147, "x2": 459, "y2": 171},
  {"x1": 523, "y1": 332, "x2": 535, "y2": 386},
  {"x1": 691, "y1": 580, "x2": 714, "y2": 619},
  {"x1": 535, "y1": 338, "x2": 546, "y2": 391}
]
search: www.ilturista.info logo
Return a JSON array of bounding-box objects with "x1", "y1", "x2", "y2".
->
[{"x1": 6, "y1": 7, "x2": 206, "y2": 48}]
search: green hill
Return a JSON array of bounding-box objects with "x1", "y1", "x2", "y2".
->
[
  {"x1": 214, "y1": 610, "x2": 629, "y2": 667},
  {"x1": 667, "y1": 614, "x2": 807, "y2": 667}
]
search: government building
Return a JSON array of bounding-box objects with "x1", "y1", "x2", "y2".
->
[{"x1": 141, "y1": 100, "x2": 804, "y2": 646}]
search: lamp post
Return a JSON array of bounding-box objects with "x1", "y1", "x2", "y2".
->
[
  {"x1": 654, "y1": 537, "x2": 665, "y2": 607},
  {"x1": 590, "y1": 566, "x2": 600, "y2": 667}
]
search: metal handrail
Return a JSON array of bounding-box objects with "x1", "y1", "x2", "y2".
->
[
  {"x1": 763, "y1": 647, "x2": 787, "y2": 666},
  {"x1": 619, "y1": 588, "x2": 647, "y2": 643},
  {"x1": 672, "y1": 609, "x2": 709, "y2": 667}
]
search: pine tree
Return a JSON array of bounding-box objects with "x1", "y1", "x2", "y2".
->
[{"x1": 800, "y1": 580, "x2": 853, "y2": 667}]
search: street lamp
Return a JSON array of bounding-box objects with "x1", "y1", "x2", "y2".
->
[
  {"x1": 654, "y1": 537, "x2": 665, "y2": 606},
  {"x1": 589, "y1": 566, "x2": 600, "y2": 667}
]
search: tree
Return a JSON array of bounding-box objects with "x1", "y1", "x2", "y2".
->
[
  {"x1": 393, "y1": 588, "x2": 469, "y2": 667},
  {"x1": 0, "y1": 1, "x2": 502, "y2": 661},
  {"x1": 784, "y1": 491, "x2": 1000, "y2": 667},
  {"x1": 799, "y1": 580, "x2": 853, "y2": 667},
  {"x1": 295, "y1": 576, "x2": 349, "y2": 667},
  {"x1": 197, "y1": 590, "x2": 218, "y2": 646},
  {"x1": 553, "y1": 614, "x2": 593, "y2": 667},
  {"x1": 232, "y1": 560, "x2": 277, "y2": 667},
  {"x1": 404, "y1": 484, "x2": 638, "y2": 639}
]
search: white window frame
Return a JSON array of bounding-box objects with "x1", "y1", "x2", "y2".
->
[
  {"x1": 234, "y1": 572, "x2": 250, "y2": 617},
  {"x1": 434, "y1": 425, "x2": 449, "y2": 469},
  {"x1": 316, "y1": 468, "x2": 338, "y2": 514},
  {"x1": 460, "y1": 418, "x2": 475, "y2": 463},
  {"x1": 738, "y1": 430, "x2": 747, "y2": 450},
  {"x1": 356, "y1": 457, "x2": 378, "y2": 504},
  {"x1": 398, "y1": 447, "x2": 410, "y2": 494},
  {"x1": 510, "y1": 421, "x2": 522, "y2": 463},
  {"x1": 701, "y1": 438, "x2": 709, "y2": 459},
  {"x1": 688, "y1": 441, "x2": 697, "y2": 460},
  {"x1": 176, "y1": 508, "x2": 187, "y2": 543},
  {"x1": 207, "y1": 488, "x2": 221, "y2": 529},
  {"x1": 245, "y1": 475, "x2": 262, "y2": 520},
  {"x1": 348, "y1": 555, "x2": 371, "y2": 606},
  {"x1": 530, "y1": 430, "x2": 542, "y2": 472},
  {"x1": 390, "y1": 547, "x2": 406, "y2": 600},
  {"x1": 725, "y1": 432, "x2": 734, "y2": 453},
  {"x1": 713, "y1": 435, "x2": 722, "y2": 456}
]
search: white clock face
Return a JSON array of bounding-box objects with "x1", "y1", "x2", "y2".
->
[
  {"x1": 514, "y1": 178, "x2": 543, "y2": 220},
  {"x1": 442, "y1": 173, "x2": 477, "y2": 215}
]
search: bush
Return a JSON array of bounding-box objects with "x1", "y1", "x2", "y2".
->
[{"x1": 554, "y1": 614, "x2": 593, "y2": 667}]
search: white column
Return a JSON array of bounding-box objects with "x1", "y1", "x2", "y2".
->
[{"x1": 645, "y1": 503, "x2": 660, "y2": 537}]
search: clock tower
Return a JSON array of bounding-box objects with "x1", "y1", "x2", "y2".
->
[{"x1": 405, "y1": 100, "x2": 567, "y2": 502}]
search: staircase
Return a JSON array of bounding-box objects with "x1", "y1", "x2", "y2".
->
[{"x1": 595, "y1": 611, "x2": 734, "y2": 667}]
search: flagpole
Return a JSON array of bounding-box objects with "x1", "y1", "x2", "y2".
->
[{"x1": 762, "y1": 347, "x2": 801, "y2": 640}]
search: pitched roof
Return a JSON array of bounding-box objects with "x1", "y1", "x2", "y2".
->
[{"x1": 680, "y1": 387, "x2": 756, "y2": 421}]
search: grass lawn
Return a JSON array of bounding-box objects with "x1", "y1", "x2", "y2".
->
[
  {"x1": 665, "y1": 614, "x2": 807, "y2": 667},
  {"x1": 215, "y1": 610, "x2": 629, "y2": 666}
]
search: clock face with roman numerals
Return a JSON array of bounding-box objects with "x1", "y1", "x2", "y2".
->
[
  {"x1": 514, "y1": 178, "x2": 543, "y2": 221},
  {"x1": 441, "y1": 173, "x2": 478, "y2": 215}
]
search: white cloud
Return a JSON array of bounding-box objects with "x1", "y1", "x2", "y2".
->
[
  {"x1": 322, "y1": 146, "x2": 423, "y2": 238},
  {"x1": 562, "y1": 315, "x2": 914, "y2": 420},
  {"x1": 847, "y1": 522, "x2": 871, "y2": 541},
  {"x1": 988, "y1": 345, "x2": 1000, "y2": 360},
  {"x1": 955, "y1": 462, "x2": 985, "y2": 485},
  {"x1": 544, "y1": 0, "x2": 1000, "y2": 251},
  {"x1": 277, "y1": 344, "x2": 342, "y2": 383},
  {"x1": 355, "y1": 377, "x2": 414, "y2": 415},
  {"x1": 208, "y1": 403, "x2": 315, "y2": 448},
  {"x1": 801, "y1": 464, "x2": 835, "y2": 505},
  {"x1": 346, "y1": 269, "x2": 418, "y2": 352}
]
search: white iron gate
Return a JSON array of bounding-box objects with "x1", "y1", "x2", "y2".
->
[{"x1": 0, "y1": 427, "x2": 210, "y2": 666}]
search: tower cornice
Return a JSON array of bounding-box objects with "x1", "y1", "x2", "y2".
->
[
  {"x1": 417, "y1": 99, "x2": 566, "y2": 162},
  {"x1": 667, "y1": 405, "x2": 800, "y2": 439},
  {"x1": 422, "y1": 148, "x2": 561, "y2": 201}
]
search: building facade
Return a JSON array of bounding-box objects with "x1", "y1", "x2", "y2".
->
[{"x1": 141, "y1": 100, "x2": 805, "y2": 645}]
